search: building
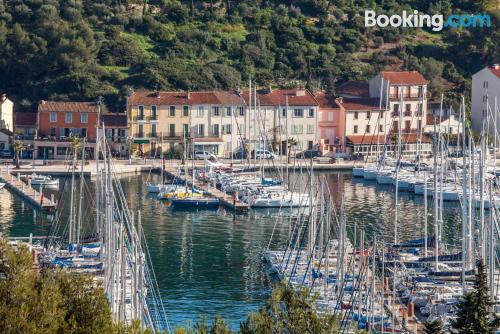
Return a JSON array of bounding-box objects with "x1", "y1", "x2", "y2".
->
[
  {"x1": 324, "y1": 70, "x2": 431, "y2": 158},
  {"x1": 127, "y1": 90, "x2": 246, "y2": 157},
  {"x1": 102, "y1": 113, "x2": 128, "y2": 157},
  {"x1": 0, "y1": 94, "x2": 14, "y2": 131},
  {"x1": 14, "y1": 112, "x2": 37, "y2": 140},
  {"x1": 369, "y1": 71, "x2": 428, "y2": 134},
  {"x1": 341, "y1": 97, "x2": 390, "y2": 156},
  {"x1": 36, "y1": 101, "x2": 100, "y2": 159},
  {"x1": 315, "y1": 91, "x2": 345, "y2": 155},
  {"x1": 471, "y1": 65, "x2": 500, "y2": 134},
  {"x1": 243, "y1": 88, "x2": 319, "y2": 155},
  {"x1": 0, "y1": 128, "x2": 13, "y2": 151}
]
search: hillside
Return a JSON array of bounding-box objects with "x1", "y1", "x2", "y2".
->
[{"x1": 0, "y1": 0, "x2": 498, "y2": 112}]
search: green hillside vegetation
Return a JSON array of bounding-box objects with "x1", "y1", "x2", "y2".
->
[{"x1": 0, "y1": 1, "x2": 498, "y2": 112}]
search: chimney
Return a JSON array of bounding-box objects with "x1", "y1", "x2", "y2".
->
[
  {"x1": 337, "y1": 97, "x2": 343, "y2": 104},
  {"x1": 187, "y1": 90, "x2": 191, "y2": 99},
  {"x1": 267, "y1": 86, "x2": 273, "y2": 93},
  {"x1": 0, "y1": 94, "x2": 6, "y2": 102},
  {"x1": 296, "y1": 89, "x2": 306, "y2": 97},
  {"x1": 494, "y1": 64, "x2": 500, "y2": 70},
  {"x1": 155, "y1": 91, "x2": 161, "y2": 99},
  {"x1": 41, "y1": 100, "x2": 46, "y2": 105}
]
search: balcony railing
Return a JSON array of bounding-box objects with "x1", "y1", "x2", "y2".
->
[
  {"x1": 403, "y1": 111, "x2": 412, "y2": 117},
  {"x1": 35, "y1": 135, "x2": 96, "y2": 143},
  {"x1": 390, "y1": 94, "x2": 423, "y2": 100},
  {"x1": 133, "y1": 116, "x2": 146, "y2": 121},
  {"x1": 148, "y1": 115, "x2": 158, "y2": 121},
  {"x1": 133, "y1": 132, "x2": 191, "y2": 140}
]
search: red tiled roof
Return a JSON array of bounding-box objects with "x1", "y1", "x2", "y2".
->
[
  {"x1": 489, "y1": 66, "x2": 500, "y2": 79},
  {"x1": 314, "y1": 91, "x2": 342, "y2": 109},
  {"x1": 380, "y1": 71, "x2": 428, "y2": 85},
  {"x1": 102, "y1": 113, "x2": 127, "y2": 128},
  {"x1": 14, "y1": 112, "x2": 37, "y2": 127},
  {"x1": 128, "y1": 91, "x2": 245, "y2": 106},
  {"x1": 241, "y1": 89, "x2": 318, "y2": 106},
  {"x1": 38, "y1": 101, "x2": 99, "y2": 113},
  {"x1": 339, "y1": 98, "x2": 385, "y2": 111},
  {"x1": 347, "y1": 132, "x2": 430, "y2": 145},
  {"x1": 337, "y1": 81, "x2": 369, "y2": 97}
]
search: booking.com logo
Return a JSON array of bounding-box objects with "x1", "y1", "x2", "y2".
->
[{"x1": 365, "y1": 10, "x2": 491, "y2": 31}]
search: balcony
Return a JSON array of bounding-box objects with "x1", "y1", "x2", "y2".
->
[
  {"x1": 133, "y1": 116, "x2": 146, "y2": 122},
  {"x1": 389, "y1": 94, "x2": 423, "y2": 100},
  {"x1": 148, "y1": 115, "x2": 158, "y2": 121},
  {"x1": 105, "y1": 136, "x2": 127, "y2": 142},
  {"x1": 403, "y1": 111, "x2": 412, "y2": 117}
]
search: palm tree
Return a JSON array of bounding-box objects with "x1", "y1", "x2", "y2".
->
[
  {"x1": 287, "y1": 138, "x2": 298, "y2": 164},
  {"x1": 12, "y1": 140, "x2": 26, "y2": 169}
]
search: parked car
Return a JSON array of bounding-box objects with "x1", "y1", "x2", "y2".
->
[
  {"x1": 233, "y1": 149, "x2": 248, "y2": 159},
  {"x1": 295, "y1": 150, "x2": 322, "y2": 159},
  {"x1": 253, "y1": 149, "x2": 275, "y2": 159},
  {"x1": 0, "y1": 150, "x2": 12, "y2": 158},
  {"x1": 194, "y1": 151, "x2": 216, "y2": 161}
]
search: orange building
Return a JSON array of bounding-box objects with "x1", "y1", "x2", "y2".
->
[{"x1": 35, "y1": 101, "x2": 100, "y2": 159}]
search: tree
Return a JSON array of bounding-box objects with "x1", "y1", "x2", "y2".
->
[
  {"x1": 287, "y1": 138, "x2": 297, "y2": 164},
  {"x1": 240, "y1": 283, "x2": 337, "y2": 334},
  {"x1": 0, "y1": 238, "x2": 151, "y2": 334},
  {"x1": 11, "y1": 140, "x2": 25, "y2": 169},
  {"x1": 424, "y1": 319, "x2": 445, "y2": 334},
  {"x1": 450, "y1": 259, "x2": 500, "y2": 334}
]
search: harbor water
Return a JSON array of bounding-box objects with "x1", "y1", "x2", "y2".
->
[{"x1": 0, "y1": 171, "x2": 464, "y2": 329}]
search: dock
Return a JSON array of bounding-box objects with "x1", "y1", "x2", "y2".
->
[
  {"x1": 163, "y1": 167, "x2": 249, "y2": 213},
  {"x1": 0, "y1": 169, "x2": 57, "y2": 212}
]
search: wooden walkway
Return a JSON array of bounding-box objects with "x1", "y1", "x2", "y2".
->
[
  {"x1": 0, "y1": 169, "x2": 57, "y2": 212},
  {"x1": 163, "y1": 167, "x2": 249, "y2": 213}
]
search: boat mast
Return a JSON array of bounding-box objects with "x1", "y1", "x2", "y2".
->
[
  {"x1": 424, "y1": 172, "x2": 428, "y2": 257},
  {"x1": 461, "y1": 97, "x2": 468, "y2": 291},
  {"x1": 394, "y1": 90, "x2": 403, "y2": 245},
  {"x1": 488, "y1": 182, "x2": 495, "y2": 299},
  {"x1": 479, "y1": 98, "x2": 488, "y2": 260},
  {"x1": 285, "y1": 96, "x2": 289, "y2": 187},
  {"x1": 76, "y1": 138, "x2": 86, "y2": 249},
  {"x1": 432, "y1": 95, "x2": 442, "y2": 271},
  {"x1": 68, "y1": 138, "x2": 77, "y2": 247}
]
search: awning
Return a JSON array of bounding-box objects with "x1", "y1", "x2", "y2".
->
[{"x1": 134, "y1": 139, "x2": 150, "y2": 144}]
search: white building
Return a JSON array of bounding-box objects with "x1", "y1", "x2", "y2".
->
[
  {"x1": 471, "y1": 65, "x2": 500, "y2": 134},
  {"x1": 0, "y1": 94, "x2": 14, "y2": 131}
]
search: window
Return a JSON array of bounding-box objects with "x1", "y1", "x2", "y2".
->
[
  {"x1": 328, "y1": 112, "x2": 334, "y2": 121},
  {"x1": 212, "y1": 124, "x2": 219, "y2": 136},
  {"x1": 213, "y1": 107, "x2": 220, "y2": 116},
  {"x1": 405, "y1": 104, "x2": 411, "y2": 115},
  {"x1": 282, "y1": 108, "x2": 287, "y2": 117},
  {"x1": 151, "y1": 105, "x2": 157, "y2": 120},
  {"x1": 393, "y1": 121, "x2": 398, "y2": 131},
  {"x1": 81, "y1": 128, "x2": 87, "y2": 137},
  {"x1": 65, "y1": 112, "x2": 72, "y2": 124},
  {"x1": 57, "y1": 147, "x2": 69, "y2": 156},
  {"x1": 138, "y1": 106, "x2": 144, "y2": 120},
  {"x1": 418, "y1": 120, "x2": 422, "y2": 132},
  {"x1": 50, "y1": 127, "x2": 56, "y2": 136},
  {"x1": 393, "y1": 104, "x2": 399, "y2": 113},
  {"x1": 225, "y1": 124, "x2": 232, "y2": 134},
  {"x1": 307, "y1": 124, "x2": 314, "y2": 134},
  {"x1": 80, "y1": 113, "x2": 88, "y2": 123},
  {"x1": 381, "y1": 111, "x2": 385, "y2": 118},
  {"x1": 379, "y1": 125, "x2": 383, "y2": 133},
  {"x1": 353, "y1": 125, "x2": 358, "y2": 134},
  {"x1": 118, "y1": 129, "x2": 125, "y2": 138},
  {"x1": 183, "y1": 124, "x2": 189, "y2": 136},
  {"x1": 417, "y1": 103, "x2": 423, "y2": 115},
  {"x1": 354, "y1": 112, "x2": 358, "y2": 119},
  {"x1": 50, "y1": 112, "x2": 57, "y2": 122},
  {"x1": 169, "y1": 124, "x2": 175, "y2": 137},
  {"x1": 238, "y1": 107, "x2": 245, "y2": 116},
  {"x1": 183, "y1": 106, "x2": 189, "y2": 117},
  {"x1": 138, "y1": 124, "x2": 144, "y2": 137},
  {"x1": 292, "y1": 125, "x2": 303, "y2": 134},
  {"x1": 366, "y1": 111, "x2": 371, "y2": 119},
  {"x1": 151, "y1": 124, "x2": 157, "y2": 137},
  {"x1": 169, "y1": 106, "x2": 175, "y2": 117},
  {"x1": 405, "y1": 120, "x2": 411, "y2": 130},
  {"x1": 198, "y1": 124, "x2": 205, "y2": 137},
  {"x1": 308, "y1": 109, "x2": 314, "y2": 117},
  {"x1": 366, "y1": 125, "x2": 370, "y2": 133},
  {"x1": 197, "y1": 106, "x2": 204, "y2": 117},
  {"x1": 293, "y1": 109, "x2": 304, "y2": 117},
  {"x1": 226, "y1": 107, "x2": 232, "y2": 117}
]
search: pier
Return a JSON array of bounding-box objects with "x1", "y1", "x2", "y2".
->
[
  {"x1": 162, "y1": 167, "x2": 249, "y2": 213},
  {"x1": 0, "y1": 168, "x2": 57, "y2": 212}
]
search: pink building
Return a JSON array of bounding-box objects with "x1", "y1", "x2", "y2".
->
[{"x1": 315, "y1": 91, "x2": 345, "y2": 155}]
